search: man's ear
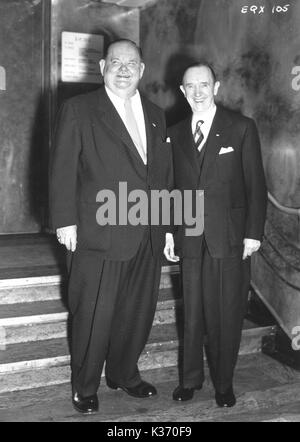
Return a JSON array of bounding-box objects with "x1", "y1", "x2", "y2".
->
[
  {"x1": 214, "y1": 81, "x2": 220, "y2": 96},
  {"x1": 139, "y1": 63, "x2": 145, "y2": 79},
  {"x1": 99, "y1": 59, "x2": 106, "y2": 76},
  {"x1": 180, "y1": 85, "x2": 186, "y2": 96}
]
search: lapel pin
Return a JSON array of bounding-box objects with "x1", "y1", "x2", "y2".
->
[
  {"x1": 152, "y1": 123, "x2": 157, "y2": 127},
  {"x1": 216, "y1": 133, "x2": 220, "y2": 137}
]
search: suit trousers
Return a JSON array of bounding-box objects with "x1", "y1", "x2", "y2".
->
[
  {"x1": 181, "y1": 240, "x2": 250, "y2": 393},
  {"x1": 67, "y1": 229, "x2": 161, "y2": 397}
]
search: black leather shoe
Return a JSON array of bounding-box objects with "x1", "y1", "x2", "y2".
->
[
  {"x1": 173, "y1": 385, "x2": 202, "y2": 401},
  {"x1": 107, "y1": 378, "x2": 157, "y2": 398},
  {"x1": 72, "y1": 392, "x2": 99, "y2": 414},
  {"x1": 215, "y1": 386, "x2": 236, "y2": 408}
]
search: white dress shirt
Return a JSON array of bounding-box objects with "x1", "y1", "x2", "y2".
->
[
  {"x1": 192, "y1": 105, "x2": 217, "y2": 151},
  {"x1": 105, "y1": 87, "x2": 147, "y2": 156}
]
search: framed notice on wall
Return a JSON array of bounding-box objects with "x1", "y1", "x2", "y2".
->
[{"x1": 61, "y1": 32, "x2": 104, "y2": 83}]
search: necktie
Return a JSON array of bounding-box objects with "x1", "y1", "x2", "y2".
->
[
  {"x1": 124, "y1": 98, "x2": 147, "y2": 164},
  {"x1": 194, "y1": 120, "x2": 204, "y2": 150}
]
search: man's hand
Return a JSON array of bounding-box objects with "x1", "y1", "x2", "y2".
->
[
  {"x1": 243, "y1": 238, "x2": 261, "y2": 260},
  {"x1": 164, "y1": 233, "x2": 180, "y2": 262},
  {"x1": 56, "y1": 225, "x2": 77, "y2": 252}
]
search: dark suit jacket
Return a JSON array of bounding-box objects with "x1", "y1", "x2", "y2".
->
[
  {"x1": 169, "y1": 105, "x2": 267, "y2": 259},
  {"x1": 49, "y1": 87, "x2": 173, "y2": 261}
]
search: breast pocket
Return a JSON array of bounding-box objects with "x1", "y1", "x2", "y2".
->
[{"x1": 217, "y1": 152, "x2": 235, "y2": 182}]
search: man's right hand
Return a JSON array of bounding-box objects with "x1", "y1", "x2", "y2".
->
[
  {"x1": 164, "y1": 233, "x2": 180, "y2": 263},
  {"x1": 56, "y1": 225, "x2": 77, "y2": 252}
]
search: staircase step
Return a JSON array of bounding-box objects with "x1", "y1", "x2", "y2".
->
[
  {"x1": 0, "y1": 322, "x2": 271, "y2": 368},
  {"x1": 0, "y1": 298, "x2": 180, "y2": 346},
  {"x1": 0, "y1": 300, "x2": 67, "y2": 319},
  {"x1": 0, "y1": 292, "x2": 181, "y2": 320},
  {"x1": 0, "y1": 324, "x2": 275, "y2": 393},
  {"x1": 0, "y1": 265, "x2": 180, "y2": 348},
  {"x1": 0, "y1": 339, "x2": 178, "y2": 394},
  {"x1": 0, "y1": 323, "x2": 178, "y2": 367},
  {"x1": 0, "y1": 265, "x2": 180, "y2": 305},
  {"x1": 0, "y1": 276, "x2": 64, "y2": 305},
  {"x1": 0, "y1": 300, "x2": 259, "y2": 348}
]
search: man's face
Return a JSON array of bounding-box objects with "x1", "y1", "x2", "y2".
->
[
  {"x1": 100, "y1": 42, "x2": 145, "y2": 99},
  {"x1": 181, "y1": 66, "x2": 220, "y2": 113}
]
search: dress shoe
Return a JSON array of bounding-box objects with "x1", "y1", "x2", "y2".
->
[
  {"x1": 72, "y1": 392, "x2": 99, "y2": 414},
  {"x1": 173, "y1": 385, "x2": 202, "y2": 401},
  {"x1": 215, "y1": 386, "x2": 236, "y2": 408},
  {"x1": 106, "y1": 378, "x2": 157, "y2": 398}
]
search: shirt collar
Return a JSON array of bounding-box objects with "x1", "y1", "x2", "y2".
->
[
  {"x1": 193, "y1": 104, "x2": 217, "y2": 125},
  {"x1": 105, "y1": 86, "x2": 141, "y2": 106}
]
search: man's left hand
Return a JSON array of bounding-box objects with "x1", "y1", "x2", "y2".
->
[
  {"x1": 243, "y1": 238, "x2": 261, "y2": 260},
  {"x1": 164, "y1": 233, "x2": 180, "y2": 262}
]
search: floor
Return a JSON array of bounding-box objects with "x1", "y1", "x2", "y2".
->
[
  {"x1": 0, "y1": 233, "x2": 173, "y2": 279},
  {"x1": 0, "y1": 234, "x2": 66, "y2": 279},
  {"x1": 1, "y1": 353, "x2": 300, "y2": 422}
]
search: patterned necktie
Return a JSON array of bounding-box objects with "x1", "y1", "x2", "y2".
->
[
  {"x1": 124, "y1": 98, "x2": 147, "y2": 164},
  {"x1": 194, "y1": 120, "x2": 204, "y2": 150}
]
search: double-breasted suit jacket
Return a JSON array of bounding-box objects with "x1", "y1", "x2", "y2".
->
[{"x1": 50, "y1": 87, "x2": 173, "y2": 261}]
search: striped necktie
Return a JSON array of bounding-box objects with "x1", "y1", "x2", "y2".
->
[{"x1": 194, "y1": 120, "x2": 204, "y2": 150}]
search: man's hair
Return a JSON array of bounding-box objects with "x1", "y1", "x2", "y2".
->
[
  {"x1": 182, "y1": 61, "x2": 217, "y2": 84},
  {"x1": 103, "y1": 39, "x2": 143, "y2": 62}
]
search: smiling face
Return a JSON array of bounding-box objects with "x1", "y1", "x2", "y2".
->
[
  {"x1": 100, "y1": 41, "x2": 145, "y2": 99},
  {"x1": 181, "y1": 66, "x2": 220, "y2": 113}
]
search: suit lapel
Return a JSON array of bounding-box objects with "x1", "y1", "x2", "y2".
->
[
  {"x1": 177, "y1": 116, "x2": 200, "y2": 177},
  {"x1": 96, "y1": 88, "x2": 143, "y2": 163},
  {"x1": 141, "y1": 97, "x2": 155, "y2": 168},
  {"x1": 200, "y1": 106, "x2": 233, "y2": 186}
]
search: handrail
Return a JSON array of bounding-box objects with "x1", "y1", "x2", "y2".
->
[{"x1": 268, "y1": 192, "x2": 300, "y2": 217}]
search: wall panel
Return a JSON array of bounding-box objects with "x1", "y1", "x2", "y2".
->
[{"x1": 0, "y1": 0, "x2": 47, "y2": 233}]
